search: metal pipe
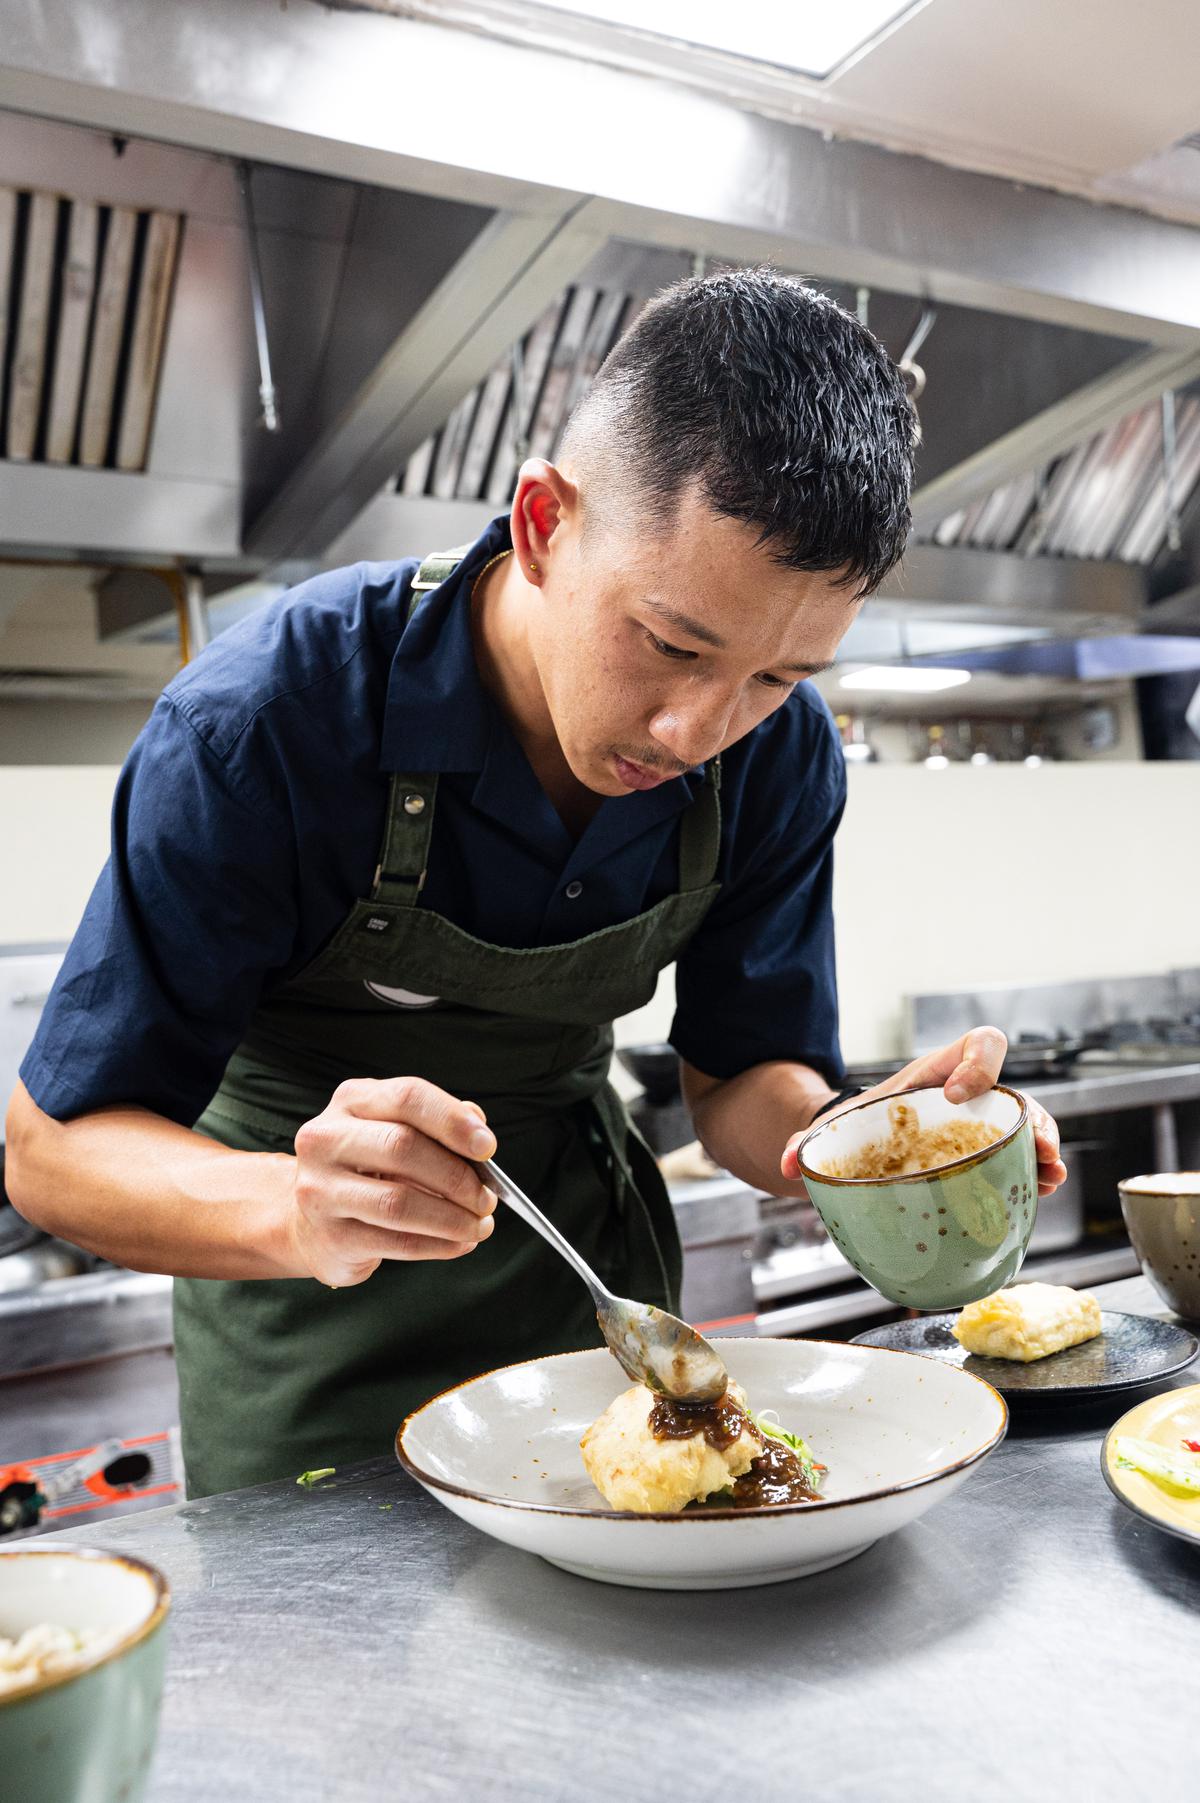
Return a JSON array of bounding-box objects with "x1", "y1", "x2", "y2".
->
[
  {"x1": 237, "y1": 160, "x2": 281, "y2": 433},
  {"x1": 509, "y1": 340, "x2": 530, "y2": 463},
  {"x1": 1152, "y1": 1102, "x2": 1180, "y2": 1174},
  {"x1": 1161, "y1": 389, "x2": 1182, "y2": 554},
  {"x1": 184, "y1": 568, "x2": 211, "y2": 657},
  {"x1": 901, "y1": 304, "x2": 937, "y2": 367}
]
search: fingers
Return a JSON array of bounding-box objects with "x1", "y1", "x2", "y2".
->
[
  {"x1": 292, "y1": 1212, "x2": 483, "y2": 1288},
  {"x1": 333, "y1": 1117, "x2": 496, "y2": 1217},
  {"x1": 321, "y1": 1210, "x2": 489, "y2": 1261},
  {"x1": 886, "y1": 1025, "x2": 1008, "y2": 1103},
  {"x1": 1021, "y1": 1095, "x2": 1067, "y2": 1193},
  {"x1": 338, "y1": 1076, "x2": 497, "y2": 1161},
  {"x1": 942, "y1": 1026, "x2": 1008, "y2": 1103},
  {"x1": 291, "y1": 1079, "x2": 503, "y2": 1283},
  {"x1": 1027, "y1": 1099, "x2": 1061, "y2": 1162},
  {"x1": 340, "y1": 1174, "x2": 496, "y2": 1244}
]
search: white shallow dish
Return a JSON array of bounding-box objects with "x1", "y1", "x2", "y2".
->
[{"x1": 397, "y1": 1338, "x2": 1008, "y2": 1589}]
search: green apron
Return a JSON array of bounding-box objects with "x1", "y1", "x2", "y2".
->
[{"x1": 174, "y1": 550, "x2": 723, "y2": 1497}]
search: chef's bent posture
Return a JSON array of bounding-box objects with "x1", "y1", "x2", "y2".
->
[{"x1": 6, "y1": 272, "x2": 1065, "y2": 1495}]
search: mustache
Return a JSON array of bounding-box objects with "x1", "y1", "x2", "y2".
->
[{"x1": 615, "y1": 746, "x2": 693, "y2": 778}]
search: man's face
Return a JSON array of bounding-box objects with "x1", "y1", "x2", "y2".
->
[{"x1": 529, "y1": 484, "x2": 865, "y2": 796}]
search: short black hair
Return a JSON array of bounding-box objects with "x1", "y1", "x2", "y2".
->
[{"x1": 563, "y1": 268, "x2": 915, "y2": 597}]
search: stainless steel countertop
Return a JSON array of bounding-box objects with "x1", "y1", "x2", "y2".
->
[
  {"x1": 1022, "y1": 1058, "x2": 1200, "y2": 1116},
  {"x1": 39, "y1": 1276, "x2": 1199, "y2": 1803}
]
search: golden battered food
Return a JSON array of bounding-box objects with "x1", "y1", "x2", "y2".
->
[
  {"x1": 825, "y1": 1100, "x2": 1002, "y2": 1180},
  {"x1": 952, "y1": 1283, "x2": 1102, "y2": 1362},
  {"x1": 580, "y1": 1380, "x2": 762, "y2": 1513}
]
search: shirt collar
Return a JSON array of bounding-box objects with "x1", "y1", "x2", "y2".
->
[{"x1": 380, "y1": 513, "x2": 512, "y2": 774}]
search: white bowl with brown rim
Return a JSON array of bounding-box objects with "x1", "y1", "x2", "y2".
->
[
  {"x1": 1119, "y1": 1173, "x2": 1200, "y2": 1320},
  {"x1": 397, "y1": 1338, "x2": 1007, "y2": 1590}
]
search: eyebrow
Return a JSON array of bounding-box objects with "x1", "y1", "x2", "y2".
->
[{"x1": 641, "y1": 598, "x2": 834, "y2": 678}]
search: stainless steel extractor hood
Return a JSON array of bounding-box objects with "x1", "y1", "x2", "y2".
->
[{"x1": 2, "y1": 0, "x2": 1200, "y2": 691}]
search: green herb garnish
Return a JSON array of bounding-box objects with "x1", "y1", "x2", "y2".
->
[
  {"x1": 296, "y1": 1467, "x2": 335, "y2": 1488},
  {"x1": 753, "y1": 1410, "x2": 817, "y2": 1463}
]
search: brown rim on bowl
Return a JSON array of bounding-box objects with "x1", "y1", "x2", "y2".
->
[
  {"x1": 796, "y1": 1081, "x2": 1030, "y2": 1188},
  {"x1": 0, "y1": 1546, "x2": 170, "y2": 1709},
  {"x1": 1118, "y1": 1175, "x2": 1200, "y2": 1200},
  {"x1": 395, "y1": 1338, "x2": 1008, "y2": 1524}
]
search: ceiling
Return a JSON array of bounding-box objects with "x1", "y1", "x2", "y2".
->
[
  {"x1": 3, "y1": 0, "x2": 1200, "y2": 715},
  {"x1": 365, "y1": 0, "x2": 1200, "y2": 220}
]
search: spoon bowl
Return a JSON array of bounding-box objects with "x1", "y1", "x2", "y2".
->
[
  {"x1": 595, "y1": 1294, "x2": 728, "y2": 1403},
  {"x1": 475, "y1": 1157, "x2": 728, "y2": 1404}
]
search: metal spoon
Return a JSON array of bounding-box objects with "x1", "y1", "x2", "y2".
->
[{"x1": 473, "y1": 1156, "x2": 729, "y2": 1404}]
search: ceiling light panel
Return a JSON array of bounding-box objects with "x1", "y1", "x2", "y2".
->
[
  {"x1": 840, "y1": 666, "x2": 973, "y2": 693},
  {"x1": 525, "y1": 1, "x2": 924, "y2": 79}
]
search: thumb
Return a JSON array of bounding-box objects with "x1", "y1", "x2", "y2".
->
[{"x1": 781, "y1": 1134, "x2": 805, "y2": 1182}]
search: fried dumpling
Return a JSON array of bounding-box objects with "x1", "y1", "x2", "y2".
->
[{"x1": 580, "y1": 1380, "x2": 761, "y2": 1514}]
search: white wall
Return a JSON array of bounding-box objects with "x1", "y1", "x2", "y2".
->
[
  {"x1": 0, "y1": 768, "x2": 117, "y2": 943},
  {"x1": 0, "y1": 700, "x2": 152, "y2": 766},
  {"x1": 3, "y1": 763, "x2": 1197, "y2": 1070},
  {"x1": 831, "y1": 764, "x2": 1195, "y2": 1058},
  {"x1": 617, "y1": 763, "x2": 1200, "y2": 1066}
]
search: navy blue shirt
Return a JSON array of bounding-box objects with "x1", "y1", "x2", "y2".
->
[{"x1": 22, "y1": 517, "x2": 847, "y2": 1127}]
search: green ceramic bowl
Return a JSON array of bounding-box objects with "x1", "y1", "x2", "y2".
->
[
  {"x1": 0, "y1": 1545, "x2": 170, "y2": 1803},
  {"x1": 1118, "y1": 1173, "x2": 1200, "y2": 1320},
  {"x1": 797, "y1": 1083, "x2": 1038, "y2": 1310}
]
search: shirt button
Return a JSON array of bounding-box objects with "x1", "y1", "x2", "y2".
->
[{"x1": 565, "y1": 880, "x2": 584, "y2": 900}]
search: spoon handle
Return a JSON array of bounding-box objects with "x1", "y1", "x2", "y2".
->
[{"x1": 472, "y1": 1158, "x2": 609, "y2": 1303}]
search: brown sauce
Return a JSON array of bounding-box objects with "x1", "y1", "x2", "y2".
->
[
  {"x1": 728, "y1": 1440, "x2": 821, "y2": 1508},
  {"x1": 647, "y1": 1392, "x2": 760, "y2": 1452}
]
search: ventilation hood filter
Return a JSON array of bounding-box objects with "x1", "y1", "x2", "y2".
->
[{"x1": 0, "y1": 184, "x2": 182, "y2": 474}]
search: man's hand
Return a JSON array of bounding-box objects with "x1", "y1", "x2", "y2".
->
[
  {"x1": 781, "y1": 1025, "x2": 1067, "y2": 1198},
  {"x1": 290, "y1": 1077, "x2": 499, "y2": 1287}
]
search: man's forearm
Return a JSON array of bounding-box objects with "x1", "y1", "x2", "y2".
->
[
  {"x1": 682, "y1": 1059, "x2": 834, "y2": 1196},
  {"x1": 4, "y1": 1081, "x2": 302, "y2": 1279}
]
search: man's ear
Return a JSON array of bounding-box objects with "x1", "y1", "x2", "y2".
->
[{"x1": 510, "y1": 461, "x2": 577, "y2": 581}]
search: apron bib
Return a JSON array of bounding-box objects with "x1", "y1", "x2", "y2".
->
[{"x1": 175, "y1": 553, "x2": 724, "y2": 1497}]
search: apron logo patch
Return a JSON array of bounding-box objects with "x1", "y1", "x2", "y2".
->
[
  {"x1": 364, "y1": 916, "x2": 391, "y2": 933},
  {"x1": 364, "y1": 980, "x2": 442, "y2": 1010}
]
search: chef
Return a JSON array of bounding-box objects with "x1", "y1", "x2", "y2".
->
[{"x1": 6, "y1": 270, "x2": 1065, "y2": 1496}]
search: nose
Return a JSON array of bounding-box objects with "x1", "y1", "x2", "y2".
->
[{"x1": 649, "y1": 696, "x2": 736, "y2": 769}]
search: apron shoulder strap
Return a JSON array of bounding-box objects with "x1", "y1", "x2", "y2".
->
[
  {"x1": 408, "y1": 544, "x2": 475, "y2": 617},
  {"x1": 374, "y1": 760, "x2": 721, "y2": 908},
  {"x1": 677, "y1": 755, "x2": 722, "y2": 893},
  {"x1": 372, "y1": 773, "x2": 438, "y2": 907},
  {"x1": 375, "y1": 544, "x2": 473, "y2": 901}
]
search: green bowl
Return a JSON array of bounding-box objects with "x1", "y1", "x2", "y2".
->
[
  {"x1": 0, "y1": 1545, "x2": 170, "y2": 1803},
  {"x1": 797, "y1": 1083, "x2": 1038, "y2": 1310}
]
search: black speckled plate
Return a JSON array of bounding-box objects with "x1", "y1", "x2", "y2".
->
[{"x1": 850, "y1": 1312, "x2": 1199, "y2": 1402}]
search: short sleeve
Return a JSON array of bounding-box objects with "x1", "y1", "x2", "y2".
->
[
  {"x1": 670, "y1": 700, "x2": 846, "y2": 1085},
  {"x1": 20, "y1": 697, "x2": 300, "y2": 1126}
]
